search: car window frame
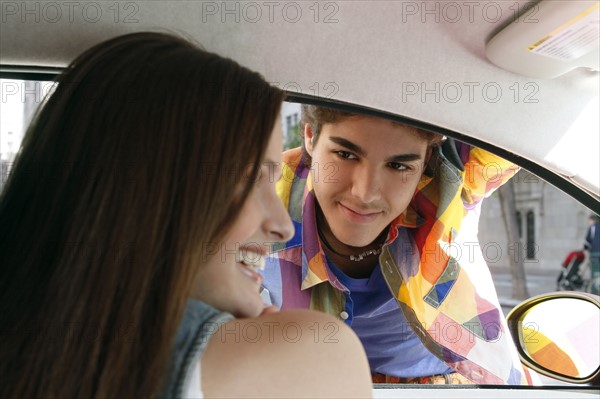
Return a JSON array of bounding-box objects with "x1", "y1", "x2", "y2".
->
[
  {"x1": 2, "y1": 70, "x2": 598, "y2": 394},
  {"x1": 286, "y1": 92, "x2": 599, "y2": 213}
]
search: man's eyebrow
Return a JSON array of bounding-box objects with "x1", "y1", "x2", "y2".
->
[
  {"x1": 386, "y1": 153, "x2": 423, "y2": 163},
  {"x1": 329, "y1": 136, "x2": 366, "y2": 156}
]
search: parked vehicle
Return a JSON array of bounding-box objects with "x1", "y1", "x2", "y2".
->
[{"x1": 557, "y1": 250, "x2": 588, "y2": 292}]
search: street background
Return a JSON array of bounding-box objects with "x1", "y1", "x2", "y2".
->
[{"x1": 491, "y1": 266, "x2": 560, "y2": 316}]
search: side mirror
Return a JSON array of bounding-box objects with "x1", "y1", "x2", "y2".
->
[{"x1": 506, "y1": 292, "x2": 600, "y2": 385}]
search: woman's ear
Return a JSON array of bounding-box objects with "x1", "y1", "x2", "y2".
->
[{"x1": 304, "y1": 123, "x2": 315, "y2": 156}]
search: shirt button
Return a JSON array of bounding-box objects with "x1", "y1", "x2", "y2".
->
[{"x1": 340, "y1": 311, "x2": 349, "y2": 320}]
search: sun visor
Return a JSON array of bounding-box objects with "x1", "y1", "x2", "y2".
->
[{"x1": 486, "y1": 0, "x2": 599, "y2": 79}]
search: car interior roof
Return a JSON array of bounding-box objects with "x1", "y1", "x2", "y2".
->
[{"x1": 1, "y1": 0, "x2": 598, "y2": 205}]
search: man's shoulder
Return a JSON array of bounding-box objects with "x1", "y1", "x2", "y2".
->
[
  {"x1": 282, "y1": 146, "x2": 304, "y2": 166},
  {"x1": 277, "y1": 147, "x2": 310, "y2": 218},
  {"x1": 279, "y1": 147, "x2": 306, "y2": 193}
]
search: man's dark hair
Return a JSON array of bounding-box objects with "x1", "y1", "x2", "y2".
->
[{"x1": 299, "y1": 104, "x2": 445, "y2": 165}]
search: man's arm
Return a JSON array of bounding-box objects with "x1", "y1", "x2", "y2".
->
[{"x1": 461, "y1": 146, "x2": 519, "y2": 205}]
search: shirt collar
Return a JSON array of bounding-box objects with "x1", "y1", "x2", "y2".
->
[
  {"x1": 298, "y1": 167, "x2": 423, "y2": 291},
  {"x1": 300, "y1": 173, "x2": 338, "y2": 290}
]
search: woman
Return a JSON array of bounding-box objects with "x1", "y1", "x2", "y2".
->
[{"x1": 0, "y1": 32, "x2": 371, "y2": 398}]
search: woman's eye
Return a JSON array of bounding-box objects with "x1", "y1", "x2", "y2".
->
[
  {"x1": 336, "y1": 151, "x2": 356, "y2": 160},
  {"x1": 389, "y1": 162, "x2": 409, "y2": 171}
]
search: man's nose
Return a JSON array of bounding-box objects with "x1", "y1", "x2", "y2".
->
[{"x1": 350, "y1": 165, "x2": 381, "y2": 204}]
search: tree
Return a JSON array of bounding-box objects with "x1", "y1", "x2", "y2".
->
[
  {"x1": 498, "y1": 179, "x2": 530, "y2": 300},
  {"x1": 284, "y1": 124, "x2": 302, "y2": 150}
]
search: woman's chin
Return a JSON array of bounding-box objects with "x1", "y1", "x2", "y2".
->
[{"x1": 232, "y1": 298, "x2": 264, "y2": 318}]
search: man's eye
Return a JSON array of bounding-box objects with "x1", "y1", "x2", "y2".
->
[
  {"x1": 336, "y1": 151, "x2": 356, "y2": 160},
  {"x1": 389, "y1": 162, "x2": 409, "y2": 171}
]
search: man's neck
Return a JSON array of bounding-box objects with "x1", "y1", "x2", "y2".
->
[
  {"x1": 315, "y1": 204, "x2": 387, "y2": 279},
  {"x1": 324, "y1": 249, "x2": 379, "y2": 279}
]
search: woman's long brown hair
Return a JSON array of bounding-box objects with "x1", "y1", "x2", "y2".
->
[{"x1": 0, "y1": 32, "x2": 283, "y2": 398}]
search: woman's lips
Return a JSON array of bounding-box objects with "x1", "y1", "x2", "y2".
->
[
  {"x1": 338, "y1": 202, "x2": 381, "y2": 224},
  {"x1": 238, "y1": 263, "x2": 264, "y2": 284},
  {"x1": 238, "y1": 247, "x2": 267, "y2": 284}
]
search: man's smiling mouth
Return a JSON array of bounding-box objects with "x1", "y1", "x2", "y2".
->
[{"x1": 338, "y1": 202, "x2": 382, "y2": 223}]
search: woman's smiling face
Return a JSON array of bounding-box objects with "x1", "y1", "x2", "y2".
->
[{"x1": 190, "y1": 122, "x2": 294, "y2": 318}]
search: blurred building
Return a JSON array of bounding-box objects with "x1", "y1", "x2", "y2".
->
[
  {"x1": 1, "y1": 79, "x2": 53, "y2": 191},
  {"x1": 280, "y1": 102, "x2": 301, "y2": 150},
  {"x1": 479, "y1": 170, "x2": 592, "y2": 272}
]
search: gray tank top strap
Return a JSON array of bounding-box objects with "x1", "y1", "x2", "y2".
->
[{"x1": 160, "y1": 299, "x2": 234, "y2": 398}]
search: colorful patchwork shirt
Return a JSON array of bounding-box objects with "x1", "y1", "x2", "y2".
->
[{"x1": 262, "y1": 142, "x2": 527, "y2": 384}]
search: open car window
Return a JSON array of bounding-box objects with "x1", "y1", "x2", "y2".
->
[
  {"x1": 2, "y1": 80, "x2": 597, "y2": 392},
  {"x1": 279, "y1": 100, "x2": 598, "y2": 388},
  {"x1": 1, "y1": 78, "x2": 56, "y2": 191}
]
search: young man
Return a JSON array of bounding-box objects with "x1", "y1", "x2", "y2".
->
[{"x1": 262, "y1": 105, "x2": 528, "y2": 385}]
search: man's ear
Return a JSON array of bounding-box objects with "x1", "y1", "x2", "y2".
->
[
  {"x1": 304, "y1": 123, "x2": 315, "y2": 156},
  {"x1": 425, "y1": 147, "x2": 433, "y2": 165},
  {"x1": 422, "y1": 146, "x2": 438, "y2": 178}
]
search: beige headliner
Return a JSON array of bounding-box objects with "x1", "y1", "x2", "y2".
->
[{"x1": 1, "y1": 0, "x2": 598, "y2": 200}]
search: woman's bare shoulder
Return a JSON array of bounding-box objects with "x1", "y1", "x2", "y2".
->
[{"x1": 201, "y1": 309, "x2": 372, "y2": 398}]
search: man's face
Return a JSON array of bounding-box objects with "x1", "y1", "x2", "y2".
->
[{"x1": 305, "y1": 116, "x2": 429, "y2": 247}]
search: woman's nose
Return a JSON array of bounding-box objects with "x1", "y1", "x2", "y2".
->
[{"x1": 264, "y1": 195, "x2": 294, "y2": 242}]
